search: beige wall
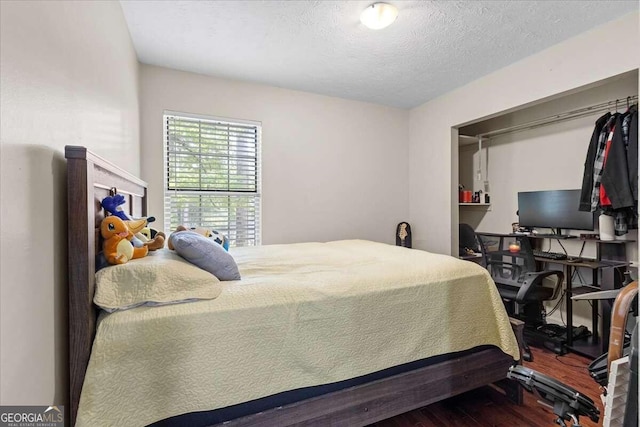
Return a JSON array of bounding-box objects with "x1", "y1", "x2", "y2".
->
[
  {"x1": 0, "y1": 0, "x2": 140, "y2": 406},
  {"x1": 140, "y1": 65, "x2": 409, "y2": 245},
  {"x1": 409, "y1": 12, "x2": 640, "y2": 255}
]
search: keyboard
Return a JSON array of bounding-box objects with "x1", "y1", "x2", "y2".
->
[{"x1": 532, "y1": 250, "x2": 568, "y2": 260}]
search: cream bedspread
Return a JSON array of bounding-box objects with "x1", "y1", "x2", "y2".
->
[{"x1": 77, "y1": 240, "x2": 519, "y2": 426}]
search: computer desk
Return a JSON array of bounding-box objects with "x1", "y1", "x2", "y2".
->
[
  {"x1": 479, "y1": 232, "x2": 631, "y2": 358},
  {"x1": 460, "y1": 253, "x2": 483, "y2": 263},
  {"x1": 535, "y1": 257, "x2": 609, "y2": 357},
  {"x1": 528, "y1": 236, "x2": 631, "y2": 358}
]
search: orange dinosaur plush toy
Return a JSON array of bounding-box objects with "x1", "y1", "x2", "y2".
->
[{"x1": 101, "y1": 216, "x2": 148, "y2": 265}]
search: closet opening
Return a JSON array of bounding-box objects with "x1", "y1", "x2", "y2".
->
[{"x1": 450, "y1": 69, "x2": 638, "y2": 336}]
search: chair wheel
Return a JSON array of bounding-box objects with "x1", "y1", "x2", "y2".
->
[{"x1": 523, "y1": 351, "x2": 533, "y2": 362}]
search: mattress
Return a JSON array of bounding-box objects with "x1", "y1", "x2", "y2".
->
[{"x1": 76, "y1": 240, "x2": 519, "y2": 426}]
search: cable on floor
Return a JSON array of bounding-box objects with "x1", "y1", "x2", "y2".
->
[{"x1": 554, "y1": 354, "x2": 588, "y2": 369}]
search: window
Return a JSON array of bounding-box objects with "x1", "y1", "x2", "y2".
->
[{"x1": 164, "y1": 111, "x2": 261, "y2": 247}]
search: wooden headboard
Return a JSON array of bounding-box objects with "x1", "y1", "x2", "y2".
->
[{"x1": 65, "y1": 146, "x2": 148, "y2": 425}]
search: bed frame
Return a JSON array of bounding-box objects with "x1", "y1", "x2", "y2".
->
[{"x1": 65, "y1": 145, "x2": 523, "y2": 426}]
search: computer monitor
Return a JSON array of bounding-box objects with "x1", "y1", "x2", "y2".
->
[{"x1": 518, "y1": 189, "x2": 594, "y2": 233}]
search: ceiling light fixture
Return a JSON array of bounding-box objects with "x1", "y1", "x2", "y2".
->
[{"x1": 360, "y1": 3, "x2": 398, "y2": 30}]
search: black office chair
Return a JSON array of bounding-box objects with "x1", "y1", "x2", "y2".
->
[
  {"x1": 459, "y1": 223, "x2": 480, "y2": 256},
  {"x1": 476, "y1": 233, "x2": 564, "y2": 362}
]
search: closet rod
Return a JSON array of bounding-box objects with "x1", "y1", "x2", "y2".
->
[{"x1": 463, "y1": 94, "x2": 638, "y2": 140}]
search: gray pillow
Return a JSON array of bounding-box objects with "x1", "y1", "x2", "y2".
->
[{"x1": 169, "y1": 231, "x2": 241, "y2": 281}]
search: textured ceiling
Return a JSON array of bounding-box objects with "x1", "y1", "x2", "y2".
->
[{"x1": 120, "y1": 1, "x2": 638, "y2": 109}]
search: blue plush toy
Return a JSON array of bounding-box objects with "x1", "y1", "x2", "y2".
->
[
  {"x1": 101, "y1": 194, "x2": 130, "y2": 222},
  {"x1": 101, "y1": 194, "x2": 156, "y2": 224}
]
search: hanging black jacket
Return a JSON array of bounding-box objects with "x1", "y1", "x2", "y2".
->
[
  {"x1": 601, "y1": 113, "x2": 635, "y2": 209},
  {"x1": 579, "y1": 112, "x2": 611, "y2": 211},
  {"x1": 627, "y1": 107, "x2": 638, "y2": 201}
]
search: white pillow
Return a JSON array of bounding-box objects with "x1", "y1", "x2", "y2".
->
[{"x1": 95, "y1": 249, "x2": 222, "y2": 312}]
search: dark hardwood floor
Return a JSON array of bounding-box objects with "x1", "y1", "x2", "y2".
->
[{"x1": 371, "y1": 347, "x2": 604, "y2": 427}]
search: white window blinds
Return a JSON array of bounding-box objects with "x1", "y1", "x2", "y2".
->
[{"x1": 164, "y1": 111, "x2": 261, "y2": 247}]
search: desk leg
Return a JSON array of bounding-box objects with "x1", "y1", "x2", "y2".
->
[
  {"x1": 591, "y1": 269, "x2": 599, "y2": 345},
  {"x1": 565, "y1": 264, "x2": 573, "y2": 347}
]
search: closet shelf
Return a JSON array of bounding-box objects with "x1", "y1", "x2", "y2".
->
[{"x1": 459, "y1": 203, "x2": 491, "y2": 207}]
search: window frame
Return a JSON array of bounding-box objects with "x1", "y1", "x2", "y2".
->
[{"x1": 163, "y1": 110, "x2": 262, "y2": 246}]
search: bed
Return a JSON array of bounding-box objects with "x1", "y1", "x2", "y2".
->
[{"x1": 66, "y1": 145, "x2": 523, "y2": 426}]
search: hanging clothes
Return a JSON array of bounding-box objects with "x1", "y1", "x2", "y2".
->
[
  {"x1": 599, "y1": 124, "x2": 615, "y2": 207},
  {"x1": 579, "y1": 112, "x2": 610, "y2": 211},
  {"x1": 625, "y1": 105, "x2": 638, "y2": 201},
  {"x1": 601, "y1": 113, "x2": 635, "y2": 209},
  {"x1": 589, "y1": 114, "x2": 617, "y2": 212},
  {"x1": 582, "y1": 103, "x2": 639, "y2": 236}
]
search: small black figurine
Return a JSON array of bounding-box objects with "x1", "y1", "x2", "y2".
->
[{"x1": 396, "y1": 222, "x2": 412, "y2": 248}]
